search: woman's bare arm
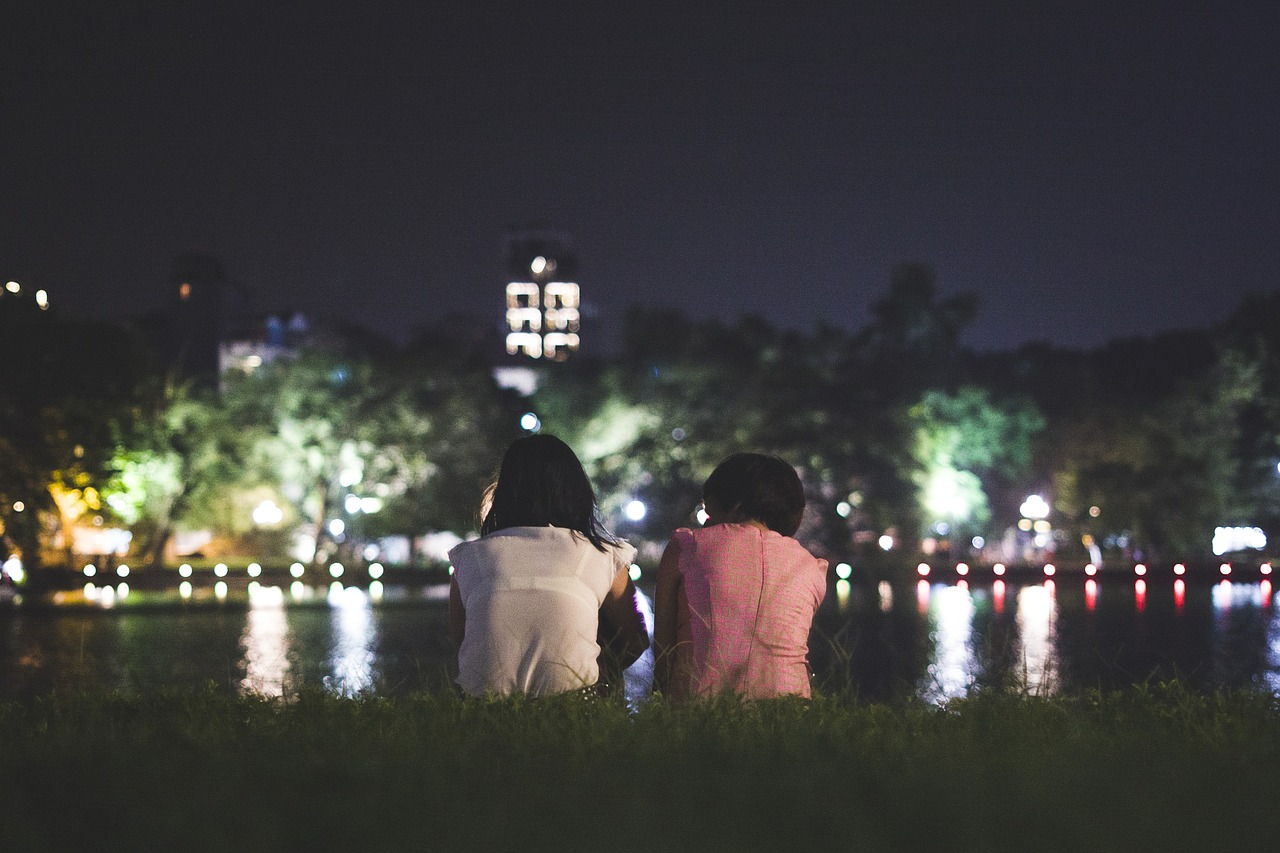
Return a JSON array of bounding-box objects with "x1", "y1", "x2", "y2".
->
[
  {"x1": 652, "y1": 538, "x2": 681, "y2": 694},
  {"x1": 448, "y1": 575, "x2": 466, "y2": 647},
  {"x1": 599, "y1": 567, "x2": 649, "y2": 671}
]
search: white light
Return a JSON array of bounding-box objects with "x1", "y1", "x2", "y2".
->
[
  {"x1": 368, "y1": 562, "x2": 384, "y2": 579},
  {"x1": 82, "y1": 564, "x2": 97, "y2": 577},
  {"x1": 13, "y1": 501, "x2": 25, "y2": 512},
  {"x1": 180, "y1": 581, "x2": 193, "y2": 599},
  {"x1": 1085, "y1": 563, "x2": 1098, "y2": 577},
  {"x1": 330, "y1": 562, "x2": 344, "y2": 578},
  {"x1": 359, "y1": 497, "x2": 383, "y2": 514},
  {"x1": 35, "y1": 290, "x2": 48, "y2": 309},
  {"x1": 956, "y1": 562, "x2": 969, "y2": 576},
  {"x1": 1212, "y1": 526, "x2": 1267, "y2": 556},
  {"x1": 117, "y1": 582, "x2": 130, "y2": 599},
  {"x1": 971, "y1": 536, "x2": 985, "y2": 549},
  {"x1": 252, "y1": 499, "x2": 284, "y2": 526},
  {"x1": 1020, "y1": 494, "x2": 1050, "y2": 520},
  {"x1": 179, "y1": 563, "x2": 193, "y2": 578},
  {"x1": 3, "y1": 557, "x2": 25, "y2": 585},
  {"x1": 344, "y1": 494, "x2": 363, "y2": 514},
  {"x1": 520, "y1": 412, "x2": 541, "y2": 432},
  {"x1": 624, "y1": 500, "x2": 647, "y2": 522},
  {"x1": 1221, "y1": 563, "x2": 1232, "y2": 576},
  {"x1": 836, "y1": 501, "x2": 852, "y2": 518},
  {"x1": 878, "y1": 535, "x2": 894, "y2": 551},
  {"x1": 1263, "y1": 563, "x2": 1273, "y2": 576},
  {"x1": 531, "y1": 256, "x2": 547, "y2": 275},
  {"x1": 117, "y1": 564, "x2": 130, "y2": 578},
  {"x1": 1043, "y1": 564, "x2": 1056, "y2": 577},
  {"x1": 835, "y1": 562, "x2": 852, "y2": 580},
  {"x1": 247, "y1": 563, "x2": 262, "y2": 577},
  {"x1": 4, "y1": 281, "x2": 19, "y2": 293},
  {"x1": 917, "y1": 563, "x2": 931, "y2": 577},
  {"x1": 1174, "y1": 563, "x2": 1186, "y2": 576},
  {"x1": 628, "y1": 563, "x2": 642, "y2": 582},
  {"x1": 696, "y1": 506, "x2": 710, "y2": 525},
  {"x1": 290, "y1": 562, "x2": 305, "y2": 578},
  {"x1": 215, "y1": 581, "x2": 228, "y2": 599},
  {"x1": 1134, "y1": 563, "x2": 1147, "y2": 577},
  {"x1": 214, "y1": 563, "x2": 228, "y2": 577},
  {"x1": 993, "y1": 563, "x2": 1006, "y2": 577},
  {"x1": 291, "y1": 581, "x2": 306, "y2": 600},
  {"x1": 369, "y1": 580, "x2": 384, "y2": 601},
  {"x1": 84, "y1": 582, "x2": 97, "y2": 599},
  {"x1": 329, "y1": 519, "x2": 345, "y2": 536}
]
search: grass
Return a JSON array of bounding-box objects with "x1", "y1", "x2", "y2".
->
[{"x1": 2, "y1": 684, "x2": 1278, "y2": 852}]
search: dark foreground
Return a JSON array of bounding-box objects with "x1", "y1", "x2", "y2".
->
[{"x1": 2, "y1": 685, "x2": 1277, "y2": 852}]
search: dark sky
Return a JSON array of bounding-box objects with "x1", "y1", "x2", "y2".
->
[{"x1": 4, "y1": 2, "x2": 1278, "y2": 353}]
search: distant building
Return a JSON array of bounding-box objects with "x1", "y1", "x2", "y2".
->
[
  {"x1": 145, "y1": 253, "x2": 251, "y2": 383},
  {"x1": 142, "y1": 254, "x2": 319, "y2": 387},
  {"x1": 503, "y1": 232, "x2": 580, "y2": 362}
]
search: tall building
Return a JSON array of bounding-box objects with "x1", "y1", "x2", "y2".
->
[{"x1": 503, "y1": 232, "x2": 580, "y2": 361}]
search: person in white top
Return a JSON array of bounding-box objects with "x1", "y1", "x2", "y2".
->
[{"x1": 449, "y1": 435, "x2": 649, "y2": 697}]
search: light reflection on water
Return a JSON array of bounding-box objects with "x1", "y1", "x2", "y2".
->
[
  {"x1": 13, "y1": 578, "x2": 1280, "y2": 702},
  {"x1": 325, "y1": 586, "x2": 376, "y2": 696},
  {"x1": 921, "y1": 584, "x2": 977, "y2": 703},
  {"x1": 1015, "y1": 582, "x2": 1058, "y2": 696},
  {"x1": 241, "y1": 586, "x2": 289, "y2": 697}
]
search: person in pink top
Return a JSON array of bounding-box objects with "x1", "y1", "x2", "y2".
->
[{"x1": 653, "y1": 452, "x2": 828, "y2": 700}]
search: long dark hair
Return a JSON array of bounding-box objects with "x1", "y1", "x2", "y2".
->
[{"x1": 480, "y1": 434, "x2": 619, "y2": 552}]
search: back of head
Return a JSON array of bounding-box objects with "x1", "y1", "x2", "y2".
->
[
  {"x1": 481, "y1": 434, "x2": 615, "y2": 551},
  {"x1": 703, "y1": 452, "x2": 806, "y2": 537}
]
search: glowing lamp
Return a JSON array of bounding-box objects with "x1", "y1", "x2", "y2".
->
[
  {"x1": 1220, "y1": 563, "x2": 1232, "y2": 576},
  {"x1": 992, "y1": 563, "x2": 1006, "y2": 577},
  {"x1": 917, "y1": 563, "x2": 931, "y2": 577},
  {"x1": 956, "y1": 562, "x2": 969, "y2": 577},
  {"x1": 1134, "y1": 564, "x2": 1147, "y2": 577},
  {"x1": 1043, "y1": 563, "x2": 1056, "y2": 577},
  {"x1": 1085, "y1": 563, "x2": 1097, "y2": 577},
  {"x1": 1174, "y1": 563, "x2": 1186, "y2": 576}
]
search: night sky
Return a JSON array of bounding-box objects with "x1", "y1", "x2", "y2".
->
[{"x1": 4, "y1": 2, "x2": 1278, "y2": 354}]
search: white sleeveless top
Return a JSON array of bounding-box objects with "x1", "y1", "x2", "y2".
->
[{"x1": 449, "y1": 526, "x2": 636, "y2": 697}]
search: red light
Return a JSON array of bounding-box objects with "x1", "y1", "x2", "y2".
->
[
  {"x1": 992, "y1": 563, "x2": 1006, "y2": 577},
  {"x1": 1262, "y1": 579, "x2": 1272, "y2": 603},
  {"x1": 917, "y1": 578, "x2": 930, "y2": 613},
  {"x1": 1085, "y1": 579, "x2": 1098, "y2": 612},
  {"x1": 917, "y1": 563, "x2": 931, "y2": 577},
  {"x1": 1174, "y1": 578, "x2": 1186, "y2": 609},
  {"x1": 1135, "y1": 579, "x2": 1147, "y2": 611},
  {"x1": 993, "y1": 580, "x2": 1006, "y2": 613}
]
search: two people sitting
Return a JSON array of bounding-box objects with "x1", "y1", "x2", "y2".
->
[{"x1": 448, "y1": 435, "x2": 828, "y2": 700}]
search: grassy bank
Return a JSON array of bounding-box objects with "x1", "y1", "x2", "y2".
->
[{"x1": 2, "y1": 685, "x2": 1277, "y2": 852}]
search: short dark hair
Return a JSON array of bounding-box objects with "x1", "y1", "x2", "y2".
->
[
  {"x1": 481, "y1": 434, "x2": 618, "y2": 551},
  {"x1": 703, "y1": 452, "x2": 806, "y2": 537}
]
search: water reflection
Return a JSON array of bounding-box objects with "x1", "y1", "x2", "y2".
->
[
  {"x1": 241, "y1": 585, "x2": 290, "y2": 697},
  {"x1": 326, "y1": 587, "x2": 376, "y2": 695},
  {"x1": 922, "y1": 584, "x2": 977, "y2": 704},
  {"x1": 1015, "y1": 583, "x2": 1058, "y2": 695}
]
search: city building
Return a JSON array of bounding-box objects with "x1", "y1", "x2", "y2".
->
[{"x1": 502, "y1": 232, "x2": 580, "y2": 362}]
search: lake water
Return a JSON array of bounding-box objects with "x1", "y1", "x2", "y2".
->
[{"x1": 3, "y1": 577, "x2": 1279, "y2": 702}]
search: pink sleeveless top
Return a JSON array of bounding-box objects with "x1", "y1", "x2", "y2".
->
[{"x1": 673, "y1": 524, "x2": 827, "y2": 698}]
